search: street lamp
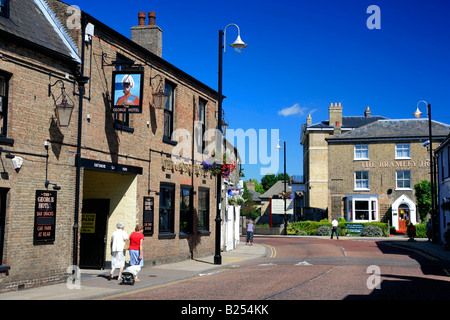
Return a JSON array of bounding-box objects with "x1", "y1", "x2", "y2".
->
[
  {"x1": 215, "y1": 24, "x2": 247, "y2": 265},
  {"x1": 414, "y1": 100, "x2": 439, "y2": 243},
  {"x1": 276, "y1": 140, "x2": 288, "y2": 235}
]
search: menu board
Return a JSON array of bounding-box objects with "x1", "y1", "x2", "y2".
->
[
  {"x1": 34, "y1": 190, "x2": 57, "y2": 244},
  {"x1": 143, "y1": 197, "x2": 154, "y2": 236}
]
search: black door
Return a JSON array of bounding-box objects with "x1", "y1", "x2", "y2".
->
[{"x1": 79, "y1": 199, "x2": 109, "y2": 269}]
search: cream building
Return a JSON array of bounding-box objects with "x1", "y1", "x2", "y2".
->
[{"x1": 300, "y1": 103, "x2": 385, "y2": 209}]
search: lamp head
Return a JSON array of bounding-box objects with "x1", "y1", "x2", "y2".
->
[{"x1": 230, "y1": 35, "x2": 247, "y2": 53}]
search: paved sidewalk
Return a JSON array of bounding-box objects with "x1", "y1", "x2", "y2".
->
[{"x1": 0, "y1": 241, "x2": 267, "y2": 300}]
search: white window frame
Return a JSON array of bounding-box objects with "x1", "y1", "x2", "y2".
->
[
  {"x1": 395, "y1": 144, "x2": 411, "y2": 159},
  {"x1": 346, "y1": 195, "x2": 378, "y2": 222},
  {"x1": 354, "y1": 171, "x2": 369, "y2": 190},
  {"x1": 396, "y1": 170, "x2": 411, "y2": 190},
  {"x1": 354, "y1": 145, "x2": 369, "y2": 160}
]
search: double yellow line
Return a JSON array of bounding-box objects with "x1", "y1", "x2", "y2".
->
[{"x1": 264, "y1": 244, "x2": 277, "y2": 258}]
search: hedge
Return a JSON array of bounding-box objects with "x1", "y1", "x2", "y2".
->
[{"x1": 287, "y1": 220, "x2": 389, "y2": 237}]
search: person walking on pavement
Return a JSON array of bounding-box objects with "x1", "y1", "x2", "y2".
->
[
  {"x1": 128, "y1": 224, "x2": 144, "y2": 281},
  {"x1": 331, "y1": 218, "x2": 339, "y2": 239},
  {"x1": 246, "y1": 220, "x2": 255, "y2": 245},
  {"x1": 109, "y1": 222, "x2": 129, "y2": 283},
  {"x1": 426, "y1": 218, "x2": 432, "y2": 242}
]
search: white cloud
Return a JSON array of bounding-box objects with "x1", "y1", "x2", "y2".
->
[{"x1": 278, "y1": 103, "x2": 307, "y2": 117}]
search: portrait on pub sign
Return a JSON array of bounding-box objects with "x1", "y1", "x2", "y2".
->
[{"x1": 112, "y1": 71, "x2": 143, "y2": 113}]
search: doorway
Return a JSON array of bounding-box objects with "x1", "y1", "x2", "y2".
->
[
  {"x1": 398, "y1": 204, "x2": 410, "y2": 232},
  {"x1": 79, "y1": 199, "x2": 110, "y2": 269}
]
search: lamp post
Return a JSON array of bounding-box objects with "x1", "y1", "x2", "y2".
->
[
  {"x1": 276, "y1": 140, "x2": 288, "y2": 235},
  {"x1": 414, "y1": 101, "x2": 439, "y2": 243},
  {"x1": 215, "y1": 24, "x2": 247, "y2": 265}
]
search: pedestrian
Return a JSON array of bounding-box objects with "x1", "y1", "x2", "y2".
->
[
  {"x1": 246, "y1": 220, "x2": 255, "y2": 245},
  {"x1": 426, "y1": 218, "x2": 432, "y2": 242},
  {"x1": 109, "y1": 222, "x2": 129, "y2": 283},
  {"x1": 128, "y1": 224, "x2": 144, "y2": 281},
  {"x1": 444, "y1": 223, "x2": 450, "y2": 251},
  {"x1": 331, "y1": 218, "x2": 339, "y2": 239},
  {"x1": 407, "y1": 223, "x2": 416, "y2": 242}
]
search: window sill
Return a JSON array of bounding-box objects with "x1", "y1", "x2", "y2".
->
[
  {"x1": 163, "y1": 136, "x2": 177, "y2": 146},
  {"x1": 0, "y1": 265, "x2": 10, "y2": 272},
  {"x1": 114, "y1": 122, "x2": 134, "y2": 133},
  {"x1": 198, "y1": 230, "x2": 211, "y2": 236},
  {"x1": 354, "y1": 188, "x2": 370, "y2": 192},
  {"x1": 158, "y1": 232, "x2": 176, "y2": 239},
  {"x1": 0, "y1": 137, "x2": 14, "y2": 146}
]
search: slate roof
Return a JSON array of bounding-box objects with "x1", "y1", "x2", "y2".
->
[
  {"x1": 260, "y1": 180, "x2": 291, "y2": 199},
  {"x1": 307, "y1": 115, "x2": 387, "y2": 130},
  {"x1": 327, "y1": 119, "x2": 450, "y2": 141},
  {"x1": 0, "y1": 0, "x2": 79, "y2": 63}
]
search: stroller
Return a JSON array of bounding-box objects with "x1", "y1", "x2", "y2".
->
[{"x1": 120, "y1": 265, "x2": 141, "y2": 285}]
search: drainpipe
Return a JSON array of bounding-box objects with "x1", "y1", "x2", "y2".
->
[{"x1": 73, "y1": 13, "x2": 90, "y2": 267}]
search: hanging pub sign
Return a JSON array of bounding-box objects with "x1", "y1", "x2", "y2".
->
[
  {"x1": 111, "y1": 71, "x2": 144, "y2": 113},
  {"x1": 143, "y1": 196, "x2": 154, "y2": 236},
  {"x1": 34, "y1": 190, "x2": 57, "y2": 244}
]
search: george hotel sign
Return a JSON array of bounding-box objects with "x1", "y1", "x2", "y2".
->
[{"x1": 360, "y1": 159, "x2": 430, "y2": 169}]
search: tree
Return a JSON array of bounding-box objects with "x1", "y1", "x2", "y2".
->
[
  {"x1": 414, "y1": 180, "x2": 431, "y2": 223},
  {"x1": 261, "y1": 173, "x2": 290, "y2": 192},
  {"x1": 261, "y1": 174, "x2": 277, "y2": 192},
  {"x1": 248, "y1": 178, "x2": 265, "y2": 194}
]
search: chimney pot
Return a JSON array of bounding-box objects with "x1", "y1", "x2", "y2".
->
[
  {"x1": 148, "y1": 11, "x2": 156, "y2": 26},
  {"x1": 138, "y1": 12, "x2": 145, "y2": 26}
]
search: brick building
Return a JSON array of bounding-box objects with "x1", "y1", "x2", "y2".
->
[
  {"x1": 0, "y1": 0, "x2": 228, "y2": 292},
  {"x1": 326, "y1": 115, "x2": 450, "y2": 232},
  {"x1": 301, "y1": 103, "x2": 450, "y2": 232},
  {"x1": 301, "y1": 103, "x2": 385, "y2": 209}
]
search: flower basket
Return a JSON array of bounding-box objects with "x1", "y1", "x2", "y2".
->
[
  {"x1": 202, "y1": 153, "x2": 236, "y2": 178},
  {"x1": 279, "y1": 191, "x2": 293, "y2": 200}
]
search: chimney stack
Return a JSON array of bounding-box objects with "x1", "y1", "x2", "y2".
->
[
  {"x1": 131, "y1": 11, "x2": 163, "y2": 57},
  {"x1": 138, "y1": 12, "x2": 145, "y2": 26},
  {"x1": 364, "y1": 106, "x2": 371, "y2": 117},
  {"x1": 329, "y1": 102, "x2": 342, "y2": 129},
  {"x1": 148, "y1": 11, "x2": 156, "y2": 26}
]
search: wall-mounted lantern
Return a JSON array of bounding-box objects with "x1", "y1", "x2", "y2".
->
[
  {"x1": 150, "y1": 74, "x2": 169, "y2": 109},
  {"x1": 49, "y1": 79, "x2": 74, "y2": 127}
]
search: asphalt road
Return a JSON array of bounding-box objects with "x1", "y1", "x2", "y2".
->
[{"x1": 106, "y1": 237, "x2": 450, "y2": 301}]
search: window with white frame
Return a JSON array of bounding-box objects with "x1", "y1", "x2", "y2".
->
[
  {"x1": 346, "y1": 196, "x2": 378, "y2": 222},
  {"x1": 395, "y1": 144, "x2": 410, "y2": 159},
  {"x1": 396, "y1": 170, "x2": 411, "y2": 189},
  {"x1": 354, "y1": 145, "x2": 369, "y2": 160},
  {"x1": 354, "y1": 171, "x2": 369, "y2": 190}
]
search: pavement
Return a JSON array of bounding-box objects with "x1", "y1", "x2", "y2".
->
[{"x1": 1, "y1": 234, "x2": 449, "y2": 300}]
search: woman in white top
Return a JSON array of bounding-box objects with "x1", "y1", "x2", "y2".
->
[{"x1": 109, "y1": 222, "x2": 129, "y2": 282}]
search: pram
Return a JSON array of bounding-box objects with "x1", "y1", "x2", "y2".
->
[{"x1": 120, "y1": 265, "x2": 141, "y2": 285}]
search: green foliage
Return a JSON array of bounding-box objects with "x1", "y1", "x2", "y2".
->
[
  {"x1": 260, "y1": 173, "x2": 290, "y2": 192},
  {"x1": 414, "y1": 223, "x2": 427, "y2": 238},
  {"x1": 414, "y1": 180, "x2": 431, "y2": 222},
  {"x1": 361, "y1": 225, "x2": 383, "y2": 237},
  {"x1": 287, "y1": 220, "x2": 389, "y2": 237}
]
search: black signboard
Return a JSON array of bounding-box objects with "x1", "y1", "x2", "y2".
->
[
  {"x1": 80, "y1": 158, "x2": 143, "y2": 175},
  {"x1": 34, "y1": 190, "x2": 57, "y2": 244},
  {"x1": 143, "y1": 197, "x2": 154, "y2": 236}
]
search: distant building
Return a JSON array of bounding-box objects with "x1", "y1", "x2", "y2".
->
[
  {"x1": 435, "y1": 133, "x2": 450, "y2": 243},
  {"x1": 327, "y1": 118, "x2": 450, "y2": 232},
  {"x1": 301, "y1": 103, "x2": 386, "y2": 209}
]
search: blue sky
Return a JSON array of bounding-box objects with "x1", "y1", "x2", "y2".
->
[{"x1": 71, "y1": 0, "x2": 450, "y2": 182}]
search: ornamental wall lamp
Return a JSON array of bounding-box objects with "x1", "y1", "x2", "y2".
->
[
  {"x1": 48, "y1": 79, "x2": 74, "y2": 127},
  {"x1": 150, "y1": 74, "x2": 169, "y2": 109}
]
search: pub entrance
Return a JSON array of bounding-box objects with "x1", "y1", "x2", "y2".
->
[{"x1": 79, "y1": 199, "x2": 109, "y2": 269}]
